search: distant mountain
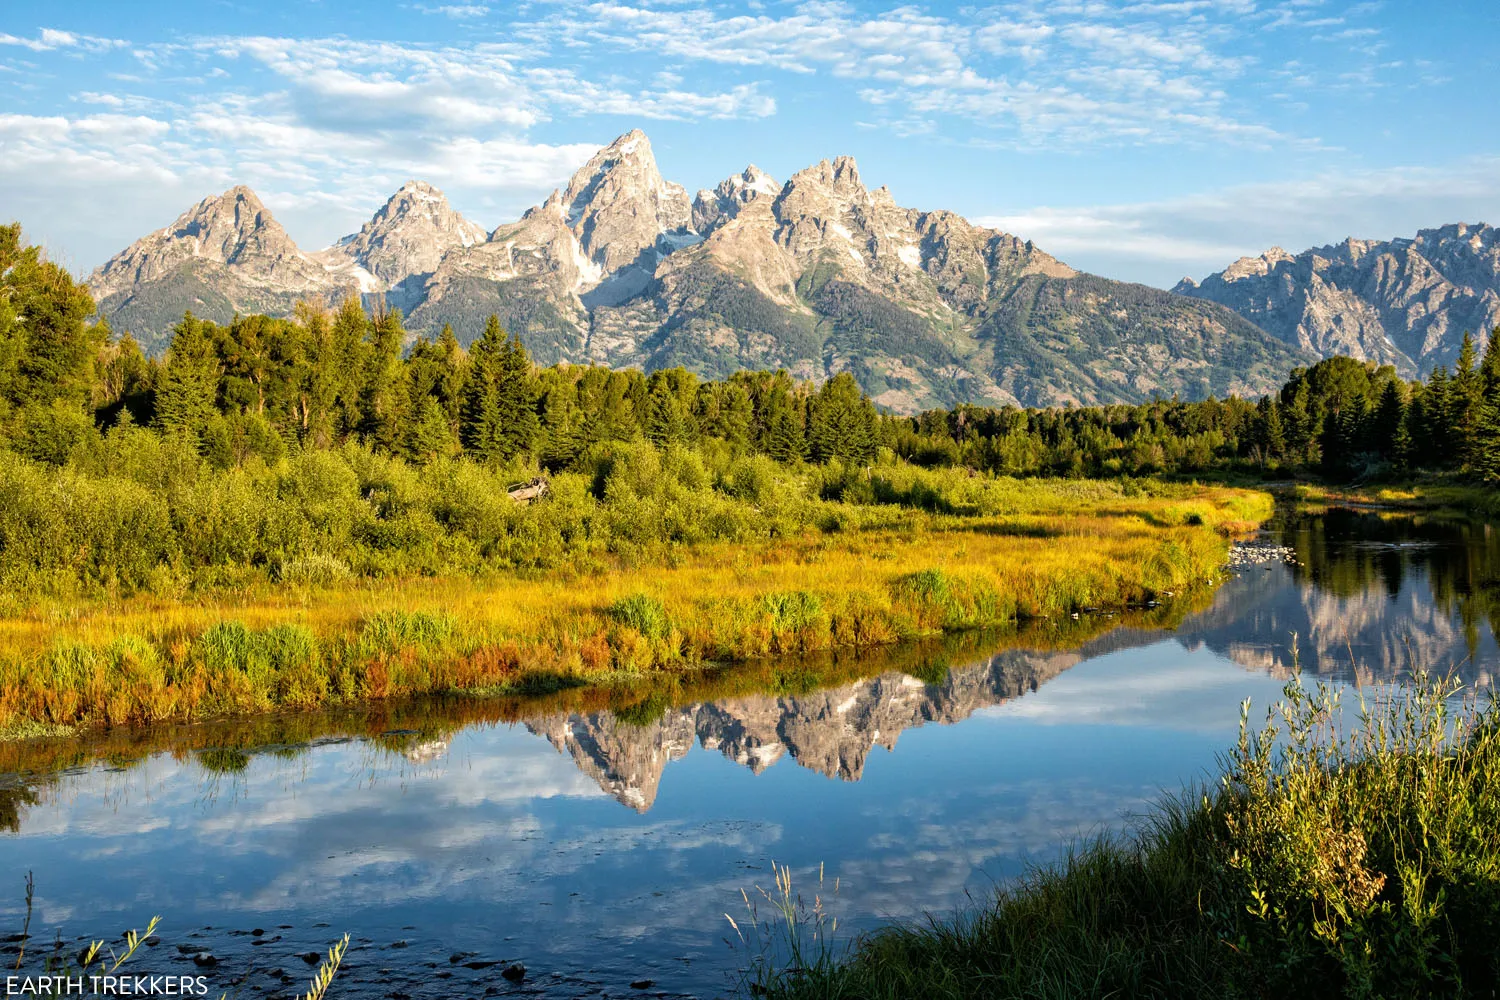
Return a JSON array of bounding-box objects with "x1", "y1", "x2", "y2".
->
[
  {"x1": 88, "y1": 129, "x2": 1312, "y2": 411},
  {"x1": 89, "y1": 186, "x2": 362, "y2": 350},
  {"x1": 525, "y1": 644, "x2": 1090, "y2": 812},
  {"x1": 1174, "y1": 224, "x2": 1500, "y2": 376}
]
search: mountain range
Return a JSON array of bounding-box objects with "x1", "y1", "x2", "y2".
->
[
  {"x1": 1175, "y1": 225, "x2": 1500, "y2": 376},
  {"x1": 86, "y1": 128, "x2": 1495, "y2": 412}
]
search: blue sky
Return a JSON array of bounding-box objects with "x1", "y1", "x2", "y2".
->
[{"x1": 2, "y1": 0, "x2": 1497, "y2": 286}]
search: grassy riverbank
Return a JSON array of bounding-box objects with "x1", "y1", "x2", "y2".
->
[
  {"x1": 0, "y1": 476, "x2": 1269, "y2": 738},
  {"x1": 745, "y1": 677, "x2": 1500, "y2": 1000},
  {"x1": 1288, "y1": 480, "x2": 1500, "y2": 519}
]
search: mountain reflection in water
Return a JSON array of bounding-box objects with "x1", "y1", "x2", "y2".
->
[{"x1": 0, "y1": 507, "x2": 1496, "y2": 1000}]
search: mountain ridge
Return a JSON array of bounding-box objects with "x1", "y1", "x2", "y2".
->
[
  {"x1": 88, "y1": 129, "x2": 1313, "y2": 412},
  {"x1": 1175, "y1": 223, "x2": 1500, "y2": 375}
]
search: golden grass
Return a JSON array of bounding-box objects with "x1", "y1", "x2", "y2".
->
[
  {"x1": 1289, "y1": 482, "x2": 1500, "y2": 518},
  {"x1": 0, "y1": 484, "x2": 1272, "y2": 736}
]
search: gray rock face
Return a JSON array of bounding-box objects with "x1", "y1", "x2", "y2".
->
[
  {"x1": 90, "y1": 129, "x2": 1311, "y2": 409},
  {"x1": 692, "y1": 164, "x2": 780, "y2": 234},
  {"x1": 88, "y1": 186, "x2": 360, "y2": 352},
  {"x1": 316, "y1": 180, "x2": 488, "y2": 301},
  {"x1": 526, "y1": 646, "x2": 1086, "y2": 812},
  {"x1": 89, "y1": 186, "x2": 350, "y2": 302},
  {"x1": 560, "y1": 129, "x2": 693, "y2": 274},
  {"x1": 1175, "y1": 224, "x2": 1500, "y2": 375}
]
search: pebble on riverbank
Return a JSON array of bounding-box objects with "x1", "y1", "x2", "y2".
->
[{"x1": 1227, "y1": 541, "x2": 1298, "y2": 569}]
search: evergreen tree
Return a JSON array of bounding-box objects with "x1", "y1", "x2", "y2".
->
[
  {"x1": 1255, "y1": 395, "x2": 1285, "y2": 464},
  {"x1": 408, "y1": 396, "x2": 459, "y2": 462},
  {"x1": 762, "y1": 386, "x2": 805, "y2": 463},
  {"x1": 1421, "y1": 366, "x2": 1454, "y2": 467},
  {"x1": 1281, "y1": 374, "x2": 1315, "y2": 464},
  {"x1": 360, "y1": 308, "x2": 407, "y2": 453},
  {"x1": 154, "y1": 313, "x2": 221, "y2": 441},
  {"x1": 536, "y1": 373, "x2": 584, "y2": 470},
  {"x1": 460, "y1": 316, "x2": 506, "y2": 462},
  {"x1": 436, "y1": 324, "x2": 468, "y2": 425},
  {"x1": 1372, "y1": 378, "x2": 1407, "y2": 462},
  {"x1": 493, "y1": 332, "x2": 539, "y2": 461},
  {"x1": 807, "y1": 373, "x2": 877, "y2": 465},
  {"x1": 1452, "y1": 332, "x2": 1486, "y2": 473},
  {"x1": 1474, "y1": 329, "x2": 1500, "y2": 483},
  {"x1": 329, "y1": 297, "x2": 371, "y2": 439}
]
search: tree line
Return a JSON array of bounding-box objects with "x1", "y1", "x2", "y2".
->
[
  {"x1": 3, "y1": 223, "x2": 1496, "y2": 485},
  {"x1": 886, "y1": 344, "x2": 1500, "y2": 483}
]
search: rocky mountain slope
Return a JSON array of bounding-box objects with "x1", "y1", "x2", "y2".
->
[
  {"x1": 525, "y1": 643, "x2": 1090, "y2": 812},
  {"x1": 89, "y1": 129, "x2": 1311, "y2": 410},
  {"x1": 1174, "y1": 225, "x2": 1500, "y2": 376},
  {"x1": 89, "y1": 186, "x2": 365, "y2": 348}
]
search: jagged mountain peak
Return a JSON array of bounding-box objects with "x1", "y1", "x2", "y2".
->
[
  {"x1": 787, "y1": 155, "x2": 867, "y2": 199},
  {"x1": 88, "y1": 183, "x2": 303, "y2": 300},
  {"x1": 1179, "y1": 224, "x2": 1500, "y2": 374},
  {"x1": 554, "y1": 128, "x2": 692, "y2": 274},
  {"x1": 91, "y1": 126, "x2": 1314, "y2": 412},
  {"x1": 325, "y1": 179, "x2": 488, "y2": 291},
  {"x1": 172, "y1": 186, "x2": 279, "y2": 250},
  {"x1": 692, "y1": 164, "x2": 783, "y2": 234},
  {"x1": 86, "y1": 184, "x2": 359, "y2": 352},
  {"x1": 723, "y1": 164, "x2": 780, "y2": 197},
  {"x1": 1219, "y1": 245, "x2": 1296, "y2": 282}
]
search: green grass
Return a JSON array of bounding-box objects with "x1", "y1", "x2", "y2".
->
[{"x1": 745, "y1": 675, "x2": 1500, "y2": 1000}]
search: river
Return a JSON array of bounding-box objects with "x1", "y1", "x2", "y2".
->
[{"x1": 2, "y1": 505, "x2": 1497, "y2": 999}]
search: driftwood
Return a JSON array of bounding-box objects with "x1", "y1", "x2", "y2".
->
[{"x1": 506, "y1": 476, "x2": 550, "y2": 505}]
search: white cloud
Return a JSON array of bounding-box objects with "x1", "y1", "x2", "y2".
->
[
  {"x1": 0, "y1": 28, "x2": 127, "y2": 53},
  {"x1": 541, "y1": 0, "x2": 1315, "y2": 147},
  {"x1": 977, "y1": 156, "x2": 1500, "y2": 287}
]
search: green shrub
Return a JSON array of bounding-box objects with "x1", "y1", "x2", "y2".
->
[
  {"x1": 608, "y1": 593, "x2": 671, "y2": 641},
  {"x1": 358, "y1": 610, "x2": 453, "y2": 651},
  {"x1": 891, "y1": 568, "x2": 1001, "y2": 631}
]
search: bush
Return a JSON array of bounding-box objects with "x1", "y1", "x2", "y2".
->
[{"x1": 607, "y1": 593, "x2": 671, "y2": 641}]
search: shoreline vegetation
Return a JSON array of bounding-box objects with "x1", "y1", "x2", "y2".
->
[
  {"x1": 745, "y1": 676, "x2": 1500, "y2": 1000},
  {"x1": 0, "y1": 474, "x2": 1269, "y2": 740},
  {"x1": 0, "y1": 222, "x2": 1494, "y2": 746}
]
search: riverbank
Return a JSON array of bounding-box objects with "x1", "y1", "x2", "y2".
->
[
  {"x1": 748, "y1": 677, "x2": 1500, "y2": 1000},
  {"x1": 0, "y1": 480, "x2": 1270, "y2": 739},
  {"x1": 1288, "y1": 480, "x2": 1500, "y2": 518}
]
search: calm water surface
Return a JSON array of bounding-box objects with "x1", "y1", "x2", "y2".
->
[{"x1": 2, "y1": 507, "x2": 1497, "y2": 999}]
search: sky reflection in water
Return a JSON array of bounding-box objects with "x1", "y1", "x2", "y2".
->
[{"x1": 1, "y1": 508, "x2": 1497, "y2": 998}]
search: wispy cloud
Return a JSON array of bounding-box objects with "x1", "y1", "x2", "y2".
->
[
  {"x1": 978, "y1": 156, "x2": 1500, "y2": 287},
  {"x1": 527, "y1": 0, "x2": 1326, "y2": 147},
  {"x1": 0, "y1": 28, "x2": 128, "y2": 53}
]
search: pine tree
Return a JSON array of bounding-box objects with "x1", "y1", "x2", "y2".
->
[
  {"x1": 436, "y1": 323, "x2": 467, "y2": 425},
  {"x1": 361, "y1": 308, "x2": 407, "y2": 453},
  {"x1": 408, "y1": 396, "x2": 459, "y2": 462},
  {"x1": 1281, "y1": 374, "x2": 1315, "y2": 465},
  {"x1": 807, "y1": 373, "x2": 877, "y2": 465},
  {"x1": 1421, "y1": 366, "x2": 1453, "y2": 467},
  {"x1": 1452, "y1": 331, "x2": 1486, "y2": 472},
  {"x1": 1255, "y1": 395, "x2": 1285, "y2": 463},
  {"x1": 646, "y1": 386, "x2": 688, "y2": 446},
  {"x1": 460, "y1": 316, "x2": 505, "y2": 462},
  {"x1": 1372, "y1": 378, "x2": 1407, "y2": 462},
  {"x1": 1473, "y1": 328, "x2": 1500, "y2": 482},
  {"x1": 537, "y1": 374, "x2": 583, "y2": 470},
  {"x1": 329, "y1": 297, "x2": 371, "y2": 440},
  {"x1": 154, "y1": 313, "x2": 221, "y2": 441},
  {"x1": 493, "y1": 332, "x2": 538, "y2": 461},
  {"x1": 763, "y1": 387, "x2": 805, "y2": 463}
]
